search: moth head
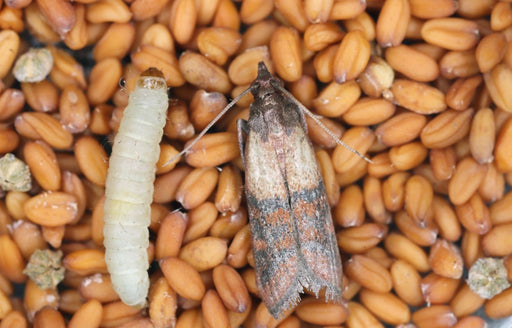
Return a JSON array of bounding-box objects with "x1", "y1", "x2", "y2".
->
[{"x1": 254, "y1": 61, "x2": 284, "y2": 92}]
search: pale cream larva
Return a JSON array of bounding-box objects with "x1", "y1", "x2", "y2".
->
[{"x1": 103, "y1": 68, "x2": 168, "y2": 307}]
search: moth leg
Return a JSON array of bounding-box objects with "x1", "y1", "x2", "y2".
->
[{"x1": 237, "y1": 119, "x2": 249, "y2": 167}]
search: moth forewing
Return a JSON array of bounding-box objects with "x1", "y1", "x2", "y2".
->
[
  {"x1": 239, "y1": 63, "x2": 343, "y2": 318},
  {"x1": 103, "y1": 68, "x2": 169, "y2": 307}
]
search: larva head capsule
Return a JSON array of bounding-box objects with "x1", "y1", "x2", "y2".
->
[{"x1": 137, "y1": 68, "x2": 167, "y2": 91}]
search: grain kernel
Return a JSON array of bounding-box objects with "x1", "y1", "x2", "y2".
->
[
  {"x1": 140, "y1": 23, "x2": 175, "y2": 53},
  {"x1": 484, "y1": 64, "x2": 512, "y2": 113},
  {"x1": 48, "y1": 46, "x2": 87, "y2": 89},
  {"x1": 239, "y1": 20, "x2": 277, "y2": 52},
  {"x1": 363, "y1": 176, "x2": 391, "y2": 224},
  {"x1": 183, "y1": 131, "x2": 239, "y2": 167},
  {"x1": 274, "y1": 0, "x2": 309, "y2": 32},
  {"x1": 62, "y1": 171, "x2": 87, "y2": 223},
  {"x1": 390, "y1": 260, "x2": 424, "y2": 307},
  {"x1": 376, "y1": 0, "x2": 410, "y2": 47},
  {"x1": 0, "y1": 30, "x2": 19, "y2": 79},
  {"x1": 333, "y1": 30, "x2": 370, "y2": 83},
  {"x1": 336, "y1": 223, "x2": 387, "y2": 254},
  {"x1": 189, "y1": 90, "x2": 227, "y2": 131},
  {"x1": 345, "y1": 254, "x2": 392, "y2": 293},
  {"x1": 385, "y1": 45, "x2": 439, "y2": 82},
  {"x1": 445, "y1": 75, "x2": 483, "y2": 111},
  {"x1": 240, "y1": 0, "x2": 274, "y2": 24},
  {"x1": 174, "y1": 167, "x2": 219, "y2": 209},
  {"x1": 334, "y1": 184, "x2": 364, "y2": 227},
  {"x1": 294, "y1": 296, "x2": 348, "y2": 326},
  {"x1": 405, "y1": 175, "x2": 433, "y2": 226},
  {"x1": 197, "y1": 27, "x2": 241, "y2": 66},
  {"x1": 484, "y1": 287, "x2": 512, "y2": 318},
  {"x1": 421, "y1": 272, "x2": 460, "y2": 304},
  {"x1": 270, "y1": 27, "x2": 302, "y2": 82},
  {"x1": 495, "y1": 117, "x2": 512, "y2": 172},
  {"x1": 0, "y1": 310, "x2": 27, "y2": 328},
  {"x1": 214, "y1": 165, "x2": 242, "y2": 214},
  {"x1": 409, "y1": 0, "x2": 457, "y2": 19},
  {"x1": 448, "y1": 156, "x2": 487, "y2": 205},
  {"x1": 359, "y1": 288, "x2": 410, "y2": 325},
  {"x1": 160, "y1": 257, "x2": 205, "y2": 301},
  {"x1": 19, "y1": 112, "x2": 74, "y2": 149},
  {"x1": 312, "y1": 80, "x2": 361, "y2": 117},
  {"x1": 155, "y1": 212, "x2": 187, "y2": 260},
  {"x1": 33, "y1": 307, "x2": 65, "y2": 328},
  {"x1": 429, "y1": 239, "x2": 463, "y2": 279},
  {"x1": 148, "y1": 277, "x2": 177, "y2": 328},
  {"x1": 78, "y1": 273, "x2": 118, "y2": 303},
  {"x1": 411, "y1": 305, "x2": 457, "y2": 328},
  {"x1": 228, "y1": 47, "x2": 272, "y2": 85},
  {"x1": 87, "y1": 58, "x2": 122, "y2": 106},
  {"x1": 303, "y1": 22, "x2": 343, "y2": 52},
  {"x1": 343, "y1": 11, "x2": 376, "y2": 40},
  {"x1": 179, "y1": 51, "x2": 232, "y2": 93},
  {"x1": 475, "y1": 32, "x2": 506, "y2": 73},
  {"x1": 100, "y1": 301, "x2": 141, "y2": 327},
  {"x1": 482, "y1": 222, "x2": 512, "y2": 257},
  {"x1": 86, "y1": 0, "x2": 132, "y2": 23},
  {"x1": 395, "y1": 210, "x2": 438, "y2": 247},
  {"x1": 384, "y1": 233, "x2": 430, "y2": 272},
  {"x1": 329, "y1": 0, "x2": 366, "y2": 20},
  {"x1": 440, "y1": 50, "x2": 479, "y2": 79},
  {"x1": 453, "y1": 316, "x2": 487, "y2": 328},
  {"x1": 74, "y1": 136, "x2": 108, "y2": 187},
  {"x1": 391, "y1": 79, "x2": 446, "y2": 114},
  {"x1": 227, "y1": 225, "x2": 251, "y2": 269},
  {"x1": 212, "y1": 264, "x2": 250, "y2": 313},
  {"x1": 130, "y1": 0, "x2": 170, "y2": 21},
  {"x1": 202, "y1": 289, "x2": 230, "y2": 328},
  {"x1": 93, "y1": 22, "x2": 135, "y2": 61},
  {"x1": 169, "y1": 0, "x2": 197, "y2": 44},
  {"x1": 389, "y1": 141, "x2": 427, "y2": 171},
  {"x1": 343, "y1": 98, "x2": 395, "y2": 126},
  {"x1": 421, "y1": 18, "x2": 479, "y2": 51},
  {"x1": 432, "y1": 195, "x2": 462, "y2": 242},
  {"x1": 59, "y1": 85, "x2": 90, "y2": 133},
  {"x1": 303, "y1": 0, "x2": 333, "y2": 23},
  {"x1": 24, "y1": 191, "x2": 78, "y2": 227},
  {"x1": 62, "y1": 249, "x2": 107, "y2": 276},
  {"x1": 24, "y1": 141, "x2": 61, "y2": 191},
  {"x1": 358, "y1": 56, "x2": 395, "y2": 98},
  {"x1": 420, "y1": 108, "x2": 474, "y2": 149},
  {"x1": 68, "y1": 299, "x2": 102, "y2": 328},
  {"x1": 375, "y1": 112, "x2": 426, "y2": 147},
  {"x1": 430, "y1": 147, "x2": 456, "y2": 180},
  {"x1": 0, "y1": 234, "x2": 26, "y2": 283},
  {"x1": 450, "y1": 282, "x2": 485, "y2": 317},
  {"x1": 382, "y1": 171, "x2": 409, "y2": 212},
  {"x1": 131, "y1": 45, "x2": 185, "y2": 87},
  {"x1": 455, "y1": 193, "x2": 491, "y2": 235},
  {"x1": 178, "y1": 236, "x2": 227, "y2": 271},
  {"x1": 491, "y1": 1, "x2": 512, "y2": 31},
  {"x1": 331, "y1": 127, "x2": 374, "y2": 173},
  {"x1": 345, "y1": 301, "x2": 382, "y2": 328},
  {"x1": 478, "y1": 162, "x2": 505, "y2": 203}
]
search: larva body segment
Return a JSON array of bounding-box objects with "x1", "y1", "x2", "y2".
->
[{"x1": 103, "y1": 69, "x2": 168, "y2": 307}]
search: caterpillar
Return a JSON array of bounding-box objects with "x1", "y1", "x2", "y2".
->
[{"x1": 103, "y1": 68, "x2": 168, "y2": 307}]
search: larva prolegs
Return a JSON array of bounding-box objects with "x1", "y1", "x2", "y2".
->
[{"x1": 103, "y1": 69, "x2": 169, "y2": 307}]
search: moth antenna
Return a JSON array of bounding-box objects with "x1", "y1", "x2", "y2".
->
[
  {"x1": 164, "y1": 85, "x2": 254, "y2": 166},
  {"x1": 278, "y1": 86, "x2": 374, "y2": 164}
]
